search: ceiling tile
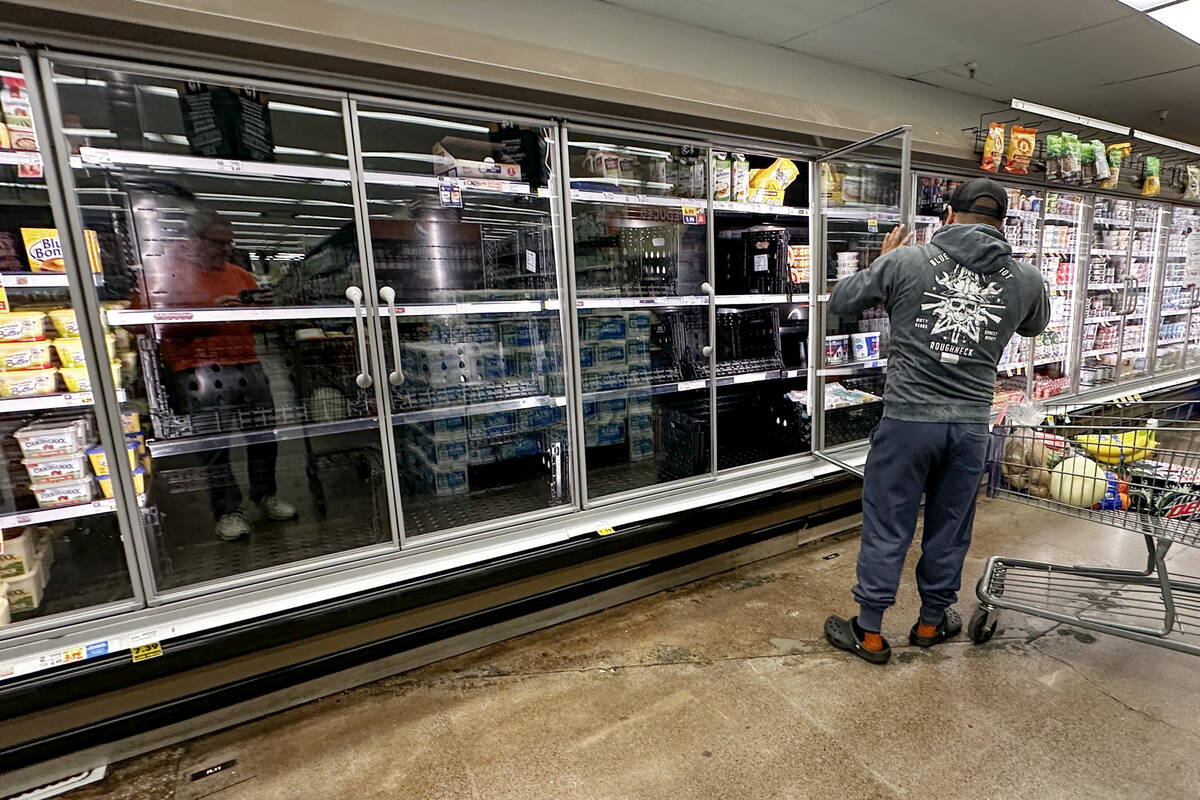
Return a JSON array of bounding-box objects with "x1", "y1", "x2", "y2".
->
[
  {"x1": 1024, "y1": 14, "x2": 1200, "y2": 85},
  {"x1": 605, "y1": 0, "x2": 888, "y2": 44}
]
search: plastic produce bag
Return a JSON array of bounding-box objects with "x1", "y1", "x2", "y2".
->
[
  {"x1": 1080, "y1": 139, "x2": 1097, "y2": 184},
  {"x1": 1003, "y1": 125, "x2": 1037, "y2": 174},
  {"x1": 1142, "y1": 156, "x2": 1161, "y2": 197},
  {"x1": 1185, "y1": 165, "x2": 1200, "y2": 201},
  {"x1": 981, "y1": 123, "x2": 1004, "y2": 172},
  {"x1": 1061, "y1": 133, "x2": 1082, "y2": 182},
  {"x1": 1045, "y1": 134, "x2": 1063, "y2": 181}
]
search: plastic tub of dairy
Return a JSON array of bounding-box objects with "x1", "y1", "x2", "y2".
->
[
  {"x1": 14, "y1": 419, "x2": 90, "y2": 457},
  {"x1": 87, "y1": 440, "x2": 138, "y2": 476},
  {"x1": 0, "y1": 311, "x2": 46, "y2": 342},
  {"x1": 6, "y1": 566, "x2": 43, "y2": 612},
  {"x1": 47, "y1": 307, "x2": 78, "y2": 337},
  {"x1": 60, "y1": 361, "x2": 121, "y2": 393},
  {"x1": 30, "y1": 477, "x2": 95, "y2": 508},
  {"x1": 0, "y1": 527, "x2": 39, "y2": 578},
  {"x1": 96, "y1": 466, "x2": 145, "y2": 499},
  {"x1": 0, "y1": 367, "x2": 57, "y2": 397},
  {"x1": 53, "y1": 335, "x2": 115, "y2": 369},
  {"x1": 22, "y1": 451, "x2": 90, "y2": 485},
  {"x1": 0, "y1": 340, "x2": 52, "y2": 371}
]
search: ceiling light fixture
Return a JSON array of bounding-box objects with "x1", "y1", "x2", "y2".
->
[
  {"x1": 1010, "y1": 99, "x2": 1131, "y2": 135},
  {"x1": 1132, "y1": 129, "x2": 1200, "y2": 156},
  {"x1": 1150, "y1": 0, "x2": 1200, "y2": 44}
]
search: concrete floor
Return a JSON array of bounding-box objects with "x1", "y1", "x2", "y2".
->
[{"x1": 64, "y1": 497, "x2": 1200, "y2": 799}]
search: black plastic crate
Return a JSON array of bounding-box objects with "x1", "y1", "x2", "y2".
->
[
  {"x1": 716, "y1": 227, "x2": 794, "y2": 296},
  {"x1": 655, "y1": 403, "x2": 709, "y2": 480}
]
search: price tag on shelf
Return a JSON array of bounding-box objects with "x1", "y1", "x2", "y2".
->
[
  {"x1": 79, "y1": 147, "x2": 112, "y2": 166},
  {"x1": 867, "y1": 218, "x2": 879, "y2": 233},
  {"x1": 131, "y1": 642, "x2": 163, "y2": 663},
  {"x1": 678, "y1": 380, "x2": 707, "y2": 392},
  {"x1": 63, "y1": 647, "x2": 85, "y2": 664},
  {"x1": 0, "y1": 285, "x2": 8, "y2": 313},
  {"x1": 734, "y1": 373, "x2": 763, "y2": 384},
  {"x1": 681, "y1": 204, "x2": 706, "y2": 225},
  {"x1": 438, "y1": 178, "x2": 462, "y2": 208},
  {"x1": 597, "y1": 526, "x2": 615, "y2": 536},
  {"x1": 602, "y1": 191, "x2": 617, "y2": 202},
  {"x1": 214, "y1": 159, "x2": 243, "y2": 173},
  {"x1": 525, "y1": 250, "x2": 537, "y2": 274}
]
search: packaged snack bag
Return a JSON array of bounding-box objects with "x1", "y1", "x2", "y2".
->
[
  {"x1": 1061, "y1": 133, "x2": 1082, "y2": 182},
  {"x1": 1080, "y1": 138, "x2": 1097, "y2": 184},
  {"x1": 981, "y1": 122, "x2": 1004, "y2": 172},
  {"x1": 1184, "y1": 165, "x2": 1200, "y2": 201},
  {"x1": 1003, "y1": 125, "x2": 1037, "y2": 174},
  {"x1": 1045, "y1": 134, "x2": 1063, "y2": 181},
  {"x1": 749, "y1": 158, "x2": 799, "y2": 192},
  {"x1": 1091, "y1": 141, "x2": 1110, "y2": 182},
  {"x1": 1099, "y1": 143, "x2": 1131, "y2": 190},
  {"x1": 1142, "y1": 156, "x2": 1161, "y2": 197},
  {"x1": 731, "y1": 154, "x2": 750, "y2": 203}
]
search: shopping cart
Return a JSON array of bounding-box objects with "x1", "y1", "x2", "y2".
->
[{"x1": 972, "y1": 399, "x2": 1200, "y2": 656}]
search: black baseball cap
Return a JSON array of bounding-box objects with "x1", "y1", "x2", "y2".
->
[{"x1": 947, "y1": 177, "x2": 1007, "y2": 220}]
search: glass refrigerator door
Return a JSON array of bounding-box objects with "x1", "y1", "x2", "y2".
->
[
  {"x1": 46, "y1": 59, "x2": 395, "y2": 595},
  {"x1": 1120, "y1": 201, "x2": 1166, "y2": 383},
  {"x1": 711, "y1": 150, "x2": 810, "y2": 470},
  {"x1": 1080, "y1": 196, "x2": 1134, "y2": 390},
  {"x1": 353, "y1": 101, "x2": 573, "y2": 539},
  {"x1": 991, "y1": 186, "x2": 1044, "y2": 407},
  {"x1": 1167, "y1": 205, "x2": 1200, "y2": 371},
  {"x1": 0, "y1": 52, "x2": 140, "y2": 635},
  {"x1": 816, "y1": 132, "x2": 912, "y2": 451},
  {"x1": 564, "y1": 128, "x2": 712, "y2": 501},
  {"x1": 1034, "y1": 191, "x2": 1086, "y2": 400}
]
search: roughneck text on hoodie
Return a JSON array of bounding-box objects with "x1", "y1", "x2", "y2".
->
[{"x1": 828, "y1": 223, "x2": 1051, "y2": 424}]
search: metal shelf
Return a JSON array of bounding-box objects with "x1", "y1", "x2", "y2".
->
[
  {"x1": 818, "y1": 358, "x2": 886, "y2": 376},
  {"x1": 1084, "y1": 347, "x2": 1119, "y2": 357},
  {"x1": 0, "y1": 498, "x2": 117, "y2": 529},
  {"x1": 713, "y1": 200, "x2": 807, "y2": 217},
  {"x1": 362, "y1": 170, "x2": 548, "y2": 198},
  {"x1": 1045, "y1": 213, "x2": 1081, "y2": 223},
  {"x1": 72, "y1": 147, "x2": 350, "y2": 182},
  {"x1": 1091, "y1": 248, "x2": 1129, "y2": 256},
  {"x1": 391, "y1": 394, "x2": 566, "y2": 426},
  {"x1": 1162, "y1": 309, "x2": 1191, "y2": 317},
  {"x1": 380, "y1": 301, "x2": 547, "y2": 318},
  {"x1": 574, "y1": 296, "x2": 709, "y2": 309},
  {"x1": 147, "y1": 416, "x2": 379, "y2": 458},
  {"x1": 1087, "y1": 283, "x2": 1124, "y2": 291},
  {"x1": 569, "y1": 188, "x2": 702, "y2": 209},
  {"x1": 0, "y1": 388, "x2": 126, "y2": 415},
  {"x1": 583, "y1": 380, "x2": 708, "y2": 402},
  {"x1": 0, "y1": 273, "x2": 104, "y2": 288},
  {"x1": 715, "y1": 294, "x2": 808, "y2": 305},
  {"x1": 107, "y1": 306, "x2": 357, "y2": 325},
  {"x1": 1007, "y1": 209, "x2": 1041, "y2": 220}
]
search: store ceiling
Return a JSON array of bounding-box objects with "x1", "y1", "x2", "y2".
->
[{"x1": 606, "y1": 0, "x2": 1200, "y2": 142}]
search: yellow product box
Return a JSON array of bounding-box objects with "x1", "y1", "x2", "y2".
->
[
  {"x1": 121, "y1": 410, "x2": 141, "y2": 434},
  {"x1": 20, "y1": 228, "x2": 102, "y2": 273},
  {"x1": 96, "y1": 465, "x2": 145, "y2": 499},
  {"x1": 0, "y1": 340, "x2": 52, "y2": 371},
  {"x1": 86, "y1": 439, "x2": 138, "y2": 476},
  {"x1": 0, "y1": 367, "x2": 56, "y2": 397}
]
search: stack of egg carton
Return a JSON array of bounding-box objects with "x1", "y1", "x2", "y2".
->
[{"x1": 0, "y1": 525, "x2": 55, "y2": 621}]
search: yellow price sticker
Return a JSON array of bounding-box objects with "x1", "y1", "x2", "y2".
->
[
  {"x1": 131, "y1": 642, "x2": 163, "y2": 663},
  {"x1": 0, "y1": 285, "x2": 9, "y2": 313},
  {"x1": 597, "y1": 526, "x2": 615, "y2": 536}
]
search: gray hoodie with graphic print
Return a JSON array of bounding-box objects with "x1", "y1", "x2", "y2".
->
[{"x1": 828, "y1": 223, "x2": 1050, "y2": 423}]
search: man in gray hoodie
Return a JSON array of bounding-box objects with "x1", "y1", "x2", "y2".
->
[{"x1": 824, "y1": 178, "x2": 1050, "y2": 664}]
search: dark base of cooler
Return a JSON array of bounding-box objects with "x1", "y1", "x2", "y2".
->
[{"x1": 0, "y1": 473, "x2": 862, "y2": 774}]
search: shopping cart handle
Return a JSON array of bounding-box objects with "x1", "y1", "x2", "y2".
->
[{"x1": 813, "y1": 450, "x2": 866, "y2": 479}]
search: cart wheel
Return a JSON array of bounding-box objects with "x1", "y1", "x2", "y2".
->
[{"x1": 968, "y1": 607, "x2": 998, "y2": 645}]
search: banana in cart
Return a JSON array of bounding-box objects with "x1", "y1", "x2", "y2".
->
[{"x1": 1074, "y1": 427, "x2": 1159, "y2": 466}]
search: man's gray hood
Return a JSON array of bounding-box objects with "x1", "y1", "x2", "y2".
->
[{"x1": 930, "y1": 223, "x2": 1012, "y2": 276}]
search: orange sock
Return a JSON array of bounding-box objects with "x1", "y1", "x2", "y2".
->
[
  {"x1": 916, "y1": 623, "x2": 938, "y2": 638},
  {"x1": 862, "y1": 632, "x2": 885, "y2": 652}
]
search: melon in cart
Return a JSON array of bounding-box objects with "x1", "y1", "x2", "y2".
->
[{"x1": 1049, "y1": 456, "x2": 1108, "y2": 508}]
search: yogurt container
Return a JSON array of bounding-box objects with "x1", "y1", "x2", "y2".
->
[
  {"x1": 31, "y1": 477, "x2": 95, "y2": 508},
  {"x1": 851, "y1": 331, "x2": 881, "y2": 361},
  {"x1": 825, "y1": 335, "x2": 849, "y2": 365}
]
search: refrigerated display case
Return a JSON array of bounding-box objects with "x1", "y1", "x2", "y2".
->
[
  {"x1": 0, "y1": 51, "x2": 141, "y2": 637},
  {"x1": 1160, "y1": 205, "x2": 1199, "y2": 372},
  {"x1": 1034, "y1": 190, "x2": 1086, "y2": 399}
]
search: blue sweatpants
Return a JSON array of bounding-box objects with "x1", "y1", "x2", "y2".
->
[{"x1": 853, "y1": 417, "x2": 991, "y2": 632}]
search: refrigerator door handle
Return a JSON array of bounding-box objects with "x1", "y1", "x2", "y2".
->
[
  {"x1": 345, "y1": 285, "x2": 374, "y2": 388},
  {"x1": 701, "y1": 281, "x2": 715, "y2": 358},
  {"x1": 379, "y1": 286, "x2": 405, "y2": 386}
]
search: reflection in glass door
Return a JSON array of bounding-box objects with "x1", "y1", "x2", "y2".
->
[
  {"x1": 46, "y1": 58, "x2": 394, "y2": 594},
  {"x1": 354, "y1": 101, "x2": 573, "y2": 537},
  {"x1": 1166, "y1": 206, "x2": 1200, "y2": 372},
  {"x1": 564, "y1": 128, "x2": 712, "y2": 501}
]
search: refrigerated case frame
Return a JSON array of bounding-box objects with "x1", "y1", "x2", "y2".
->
[{"x1": 0, "y1": 37, "x2": 1199, "y2": 671}]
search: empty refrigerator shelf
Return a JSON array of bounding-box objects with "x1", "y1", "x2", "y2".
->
[
  {"x1": 148, "y1": 416, "x2": 379, "y2": 457},
  {"x1": 573, "y1": 296, "x2": 709, "y2": 309},
  {"x1": 107, "y1": 306, "x2": 358, "y2": 325},
  {"x1": 72, "y1": 147, "x2": 351, "y2": 181},
  {"x1": 0, "y1": 388, "x2": 126, "y2": 414},
  {"x1": 0, "y1": 498, "x2": 118, "y2": 528},
  {"x1": 362, "y1": 170, "x2": 545, "y2": 198},
  {"x1": 392, "y1": 394, "x2": 567, "y2": 425},
  {"x1": 0, "y1": 272, "x2": 104, "y2": 288},
  {"x1": 715, "y1": 294, "x2": 809, "y2": 305},
  {"x1": 712, "y1": 200, "x2": 808, "y2": 216},
  {"x1": 402, "y1": 480, "x2": 565, "y2": 537},
  {"x1": 818, "y1": 358, "x2": 887, "y2": 376}
]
